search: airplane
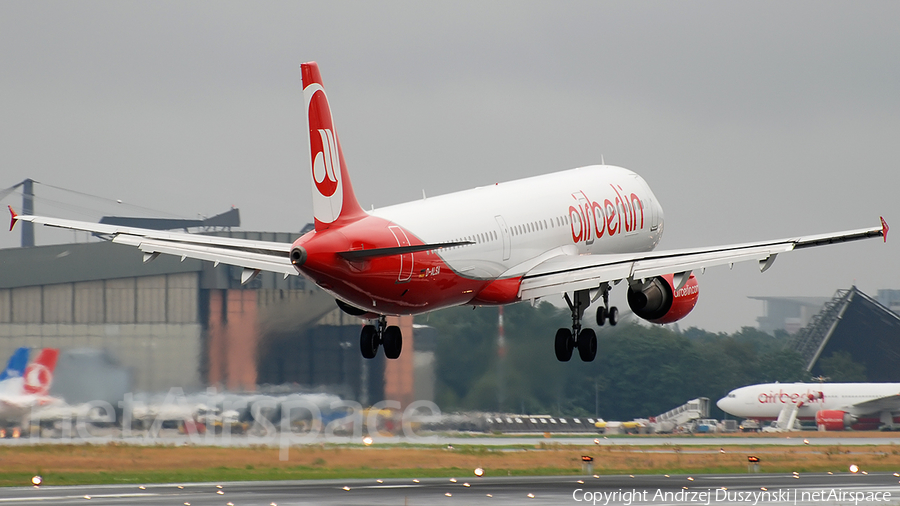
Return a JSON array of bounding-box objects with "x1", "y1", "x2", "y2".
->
[
  {"x1": 718, "y1": 382, "x2": 900, "y2": 431},
  {"x1": 7, "y1": 62, "x2": 889, "y2": 363},
  {"x1": 0, "y1": 347, "x2": 29, "y2": 382},
  {"x1": 0, "y1": 348, "x2": 61, "y2": 437}
]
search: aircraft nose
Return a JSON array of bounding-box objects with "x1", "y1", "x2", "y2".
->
[{"x1": 716, "y1": 396, "x2": 729, "y2": 412}]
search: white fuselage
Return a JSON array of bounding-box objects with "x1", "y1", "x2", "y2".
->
[
  {"x1": 371, "y1": 165, "x2": 665, "y2": 280},
  {"x1": 717, "y1": 382, "x2": 900, "y2": 420},
  {"x1": 0, "y1": 377, "x2": 51, "y2": 424}
]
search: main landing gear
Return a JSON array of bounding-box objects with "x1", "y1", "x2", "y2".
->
[
  {"x1": 555, "y1": 286, "x2": 618, "y2": 362},
  {"x1": 360, "y1": 316, "x2": 402, "y2": 360}
]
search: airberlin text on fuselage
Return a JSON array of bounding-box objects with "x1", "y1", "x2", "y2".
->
[
  {"x1": 757, "y1": 388, "x2": 825, "y2": 405},
  {"x1": 569, "y1": 185, "x2": 644, "y2": 244}
]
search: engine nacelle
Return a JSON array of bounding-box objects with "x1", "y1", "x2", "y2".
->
[
  {"x1": 815, "y1": 410, "x2": 856, "y2": 431},
  {"x1": 335, "y1": 299, "x2": 380, "y2": 320},
  {"x1": 626, "y1": 273, "x2": 699, "y2": 324}
]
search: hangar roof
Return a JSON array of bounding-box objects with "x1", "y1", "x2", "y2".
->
[
  {"x1": 0, "y1": 230, "x2": 305, "y2": 290},
  {"x1": 787, "y1": 286, "x2": 900, "y2": 381},
  {"x1": 0, "y1": 241, "x2": 202, "y2": 289}
]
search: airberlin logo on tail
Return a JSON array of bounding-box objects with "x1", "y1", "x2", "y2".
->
[
  {"x1": 569, "y1": 185, "x2": 644, "y2": 244},
  {"x1": 313, "y1": 128, "x2": 340, "y2": 198},
  {"x1": 305, "y1": 83, "x2": 344, "y2": 223}
]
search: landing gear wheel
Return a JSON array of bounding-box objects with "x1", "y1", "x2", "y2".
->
[
  {"x1": 608, "y1": 306, "x2": 619, "y2": 326},
  {"x1": 596, "y1": 306, "x2": 607, "y2": 326},
  {"x1": 360, "y1": 325, "x2": 379, "y2": 359},
  {"x1": 382, "y1": 325, "x2": 403, "y2": 359},
  {"x1": 554, "y1": 328, "x2": 574, "y2": 362},
  {"x1": 577, "y1": 328, "x2": 597, "y2": 362}
]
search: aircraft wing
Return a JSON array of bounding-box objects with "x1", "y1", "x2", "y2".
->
[
  {"x1": 846, "y1": 393, "x2": 900, "y2": 415},
  {"x1": 519, "y1": 218, "x2": 888, "y2": 300},
  {"x1": 9, "y1": 207, "x2": 296, "y2": 281}
]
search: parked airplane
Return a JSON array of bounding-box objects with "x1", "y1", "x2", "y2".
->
[
  {"x1": 0, "y1": 348, "x2": 60, "y2": 437},
  {"x1": 8, "y1": 62, "x2": 888, "y2": 363},
  {"x1": 718, "y1": 382, "x2": 900, "y2": 431}
]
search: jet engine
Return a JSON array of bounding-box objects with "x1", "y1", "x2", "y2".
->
[
  {"x1": 335, "y1": 299, "x2": 380, "y2": 320},
  {"x1": 626, "y1": 273, "x2": 699, "y2": 324},
  {"x1": 815, "y1": 410, "x2": 857, "y2": 431}
]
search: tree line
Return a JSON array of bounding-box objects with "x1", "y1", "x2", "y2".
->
[{"x1": 424, "y1": 302, "x2": 865, "y2": 421}]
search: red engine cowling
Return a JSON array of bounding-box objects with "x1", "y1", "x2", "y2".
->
[
  {"x1": 815, "y1": 410, "x2": 856, "y2": 431},
  {"x1": 626, "y1": 273, "x2": 699, "y2": 324}
]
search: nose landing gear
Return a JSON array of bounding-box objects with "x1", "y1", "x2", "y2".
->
[
  {"x1": 360, "y1": 316, "x2": 403, "y2": 359},
  {"x1": 596, "y1": 287, "x2": 619, "y2": 326}
]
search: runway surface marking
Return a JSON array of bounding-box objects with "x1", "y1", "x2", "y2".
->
[{"x1": 0, "y1": 493, "x2": 158, "y2": 502}]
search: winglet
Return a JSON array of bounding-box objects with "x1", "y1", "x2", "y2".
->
[
  {"x1": 8, "y1": 205, "x2": 17, "y2": 232},
  {"x1": 882, "y1": 216, "x2": 889, "y2": 243}
]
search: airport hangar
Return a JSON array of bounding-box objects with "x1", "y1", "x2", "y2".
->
[
  {"x1": 786, "y1": 286, "x2": 900, "y2": 381},
  {"x1": 0, "y1": 230, "x2": 435, "y2": 408}
]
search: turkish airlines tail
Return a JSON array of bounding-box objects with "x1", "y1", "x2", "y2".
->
[
  {"x1": 301, "y1": 62, "x2": 366, "y2": 231},
  {"x1": 22, "y1": 348, "x2": 59, "y2": 395}
]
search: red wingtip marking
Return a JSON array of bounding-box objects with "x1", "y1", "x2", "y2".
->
[
  {"x1": 881, "y1": 216, "x2": 889, "y2": 243},
  {"x1": 8, "y1": 205, "x2": 17, "y2": 232}
]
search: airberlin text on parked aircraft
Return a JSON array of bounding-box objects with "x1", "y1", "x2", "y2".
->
[
  {"x1": 8, "y1": 61, "x2": 888, "y2": 365},
  {"x1": 757, "y1": 388, "x2": 826, "y2": 406},
  {"x1": 718, "y1": 383, "x2": 900, "y2": 431}
]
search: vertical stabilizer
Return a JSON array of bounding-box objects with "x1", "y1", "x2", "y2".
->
[
  {"x1": 301, "y1": 62, "x2": 366, "y2": 230},
  {"x1": 23, "y1": 348, "x2": 59, "y2": 395},
  {"x1": 0, "y1": 347, "x2": 28, "y2": 382}
]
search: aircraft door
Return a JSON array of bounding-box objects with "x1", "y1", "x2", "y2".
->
[
  {"x1": 388, "y1": 225, "x2": 413, "y2": 282},
  {"x1": 625, "y1": 175, "x2": 642, "y2": 236},
  {"x1": 575, "y1": 194, "x2": 594, "y2": 245},
  {"x1": 495, "y1": 215, "x2": 511, "y2": 261}
]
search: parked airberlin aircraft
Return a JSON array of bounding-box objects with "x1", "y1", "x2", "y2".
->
[
  {"x1": 8, "y1": 62, "x2": 889, "y2": 363},
  {"x1": 718, "y1": 382, "x2": 900, "y2": 431}
]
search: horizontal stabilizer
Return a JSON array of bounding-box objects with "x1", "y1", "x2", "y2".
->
[{"x1": 338, "y1": 241, "x2": 474, "y2": 261}]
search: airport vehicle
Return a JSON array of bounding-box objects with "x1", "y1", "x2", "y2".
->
[
  {"x1": 719, "y1": 419, "x2": 738, "y2": 433},
  {"x1": 718, "y1": 382, "x2": 900, "y2": 431},
  {"x1": 692, "y1": 418, "x2": 719, "y2": 433},
  {"x1": 595, "y1": 419, "x2": 645, "y2": 434},
  {"x1": 0, "y1": 348, "x2": 60, "y2": 437},
  {"x1": 8, "y1": 62, "x2": 888, "y2": 363}
]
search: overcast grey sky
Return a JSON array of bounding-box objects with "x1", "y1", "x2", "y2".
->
[{"x1": 1, "y1": 1, "x2": 897, "y2": 333}]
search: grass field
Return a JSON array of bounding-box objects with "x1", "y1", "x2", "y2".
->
[{"x1": 3, "y1": 441, "x2": 900, "y2": 487}]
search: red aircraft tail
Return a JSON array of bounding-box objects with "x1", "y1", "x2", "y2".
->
[
  {"x1": 301, "y1": 62, "x2": 367, "y2": 231},
  {"x1": 23, "y1": 348, "x2": 59, "y2": 396}
]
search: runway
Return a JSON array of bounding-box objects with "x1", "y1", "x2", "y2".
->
[
  {"x1": 1, "y1": 472, "x2": 898, "y2": 505},
  {"x1": 3, "y1": 432, "x2": 899, "y2": 448}
]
